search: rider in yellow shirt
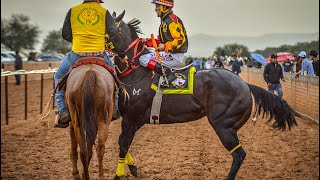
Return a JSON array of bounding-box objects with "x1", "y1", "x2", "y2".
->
[{"x1": 54, "y1": 0, "x2": 125, "y2": 128}]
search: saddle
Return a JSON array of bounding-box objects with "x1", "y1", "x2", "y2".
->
[
  {"x1": 151, "y1": 64, "x2": 196, "y2": 95},
  {"x1": 55, "y1": 57, "x2": 121, "y2": 93}
]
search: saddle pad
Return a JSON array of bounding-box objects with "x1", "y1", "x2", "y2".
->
[{"x1": 151, "y1": 66, "x2": 196, "y2": 94}]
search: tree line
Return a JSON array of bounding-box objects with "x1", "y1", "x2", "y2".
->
[
  {"x1": 1, "y1": 14, "x2": 319, "y2": 58},
  {"x1": 1, "y1": 14, "x2": 70, "y2": 54}
]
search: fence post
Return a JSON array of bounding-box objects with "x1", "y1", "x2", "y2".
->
[
  {"x1": 52, "y1": 73, "x2": 55, "y2": 110},
  {"x1": 5, "y1": 76, "x2": 9, "y2": 125},
  {"x1": 25, "y1": 74, "x2": 28, "y2": 120},
  {"x1": 40, "y1": 74, "x2": 44, "y2": 114}
]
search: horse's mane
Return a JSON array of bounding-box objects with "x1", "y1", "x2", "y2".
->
[{"x1": 127, "y1": 18, "x2": 143, "y2": 39}]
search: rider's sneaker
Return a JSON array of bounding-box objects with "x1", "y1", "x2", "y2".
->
[{"x1": 54, "y1": 111, "x2": 71, "y2": 128}]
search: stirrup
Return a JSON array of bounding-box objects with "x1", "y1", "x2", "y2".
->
[{"x1": 160, "y1": 81, "x2": 170, "y2": 88}]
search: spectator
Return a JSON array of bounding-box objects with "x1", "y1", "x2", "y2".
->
[
  {"x1": 296, "y1": 51, "x2": 314, "y2": 76},
  {"x1": 28, "y1": 52, "x2": 37, "y2": 61},
  {"x1": 295, "y1": 55, "x2": 302, "y2": 78},
  {"x1": 263, "y1": 53, "x2": 285, "y2": 98},
  {"x1": 246, "y1": 58, "x2": 253, "y2": 68},
  {"x1": 193, "y1": 57, "x2": 202, "y2": 71},
  {"x1": 186, "y1": 57, "x2": 193, "y2": 65},
  {"x1": 254, "y1": 61, "x2": 262, "y2": 69},
  {"x1": 14, "y1": 51, "x2": 23, "y2": 85},
  {"x1": 214, "y1": 58, "x2": 224, "y2": 68},
  {"x1": 282, "y1": 59, "x2": 293, "y2": 73},
  {"x1": 309, "y1": 50, "x2": 319, "y2": 76},
  {"x1": 231, "y1": 54, "x2": 241, "y2": 75},
  {"x1": 239, "y1": 59, "x2": 244, "y2": 67},
  {"x1": 204, "y1": 58, "x2": 214, "y2": 69}
]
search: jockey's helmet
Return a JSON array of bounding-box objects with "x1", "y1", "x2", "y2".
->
[
  {"x1": 151, "y1": 0, "x2": 174, "y2": 8},
  {"x1": 84, "y1": 0, "x2": 104, "y2": 3}
]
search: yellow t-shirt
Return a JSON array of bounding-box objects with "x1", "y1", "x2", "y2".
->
[{"x1": 70, "y1": 2, "x2": 107, "y2": 53}]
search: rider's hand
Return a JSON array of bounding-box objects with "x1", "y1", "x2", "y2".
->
[{"x1": 157, "y1": 44, "x2": 165, "y2": 51}]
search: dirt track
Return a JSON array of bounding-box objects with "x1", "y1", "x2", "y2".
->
[{"x1": 1, "y1": 79, "x2": 319, "y2": 180}]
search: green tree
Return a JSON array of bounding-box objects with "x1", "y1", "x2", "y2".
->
[
  {"x1": 41, "y1": 29, "x2": 71, "y2": 54},
  {"x1": 214, "y1": 43, "x2": 250, "y2": 57},
  {"x1": 1, "y1": 14, "x2": 40, "y2": 52}
]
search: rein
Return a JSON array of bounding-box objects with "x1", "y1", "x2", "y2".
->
[{"x1": 117, "y1": 38, "x2": 146, "y2": 79}]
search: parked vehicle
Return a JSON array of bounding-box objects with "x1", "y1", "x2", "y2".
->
[
  {"x1": 2, "y1": 51, "x2": 28, "y2": 61},
  {"x1": 1, "y1": 52, "x2": 16, "y2": 62},
  {"x1": 37, "y1": 53, "x2": 64, "y2": 61}
]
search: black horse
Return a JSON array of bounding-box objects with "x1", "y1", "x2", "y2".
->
[{"x1": 111, "y1": 11, "x2": 299, "y2": 180}]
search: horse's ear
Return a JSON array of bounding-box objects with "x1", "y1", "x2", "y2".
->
[
  {"x1": 112, "y1": 11, "x2": 117, "y2": 18},
  {"x1": 115, "y1": 10, "x2": 125, "y2": 22}
]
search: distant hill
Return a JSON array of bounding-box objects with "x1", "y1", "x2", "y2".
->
[{"x1": 187, "y1": 32, "x2": 319, "y2": 57}]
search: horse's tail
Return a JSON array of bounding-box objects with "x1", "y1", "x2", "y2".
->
[
  {"x1": 78, "y1": 70, "x2": 98, "y2": 178},
  {"x1": 247, "y1": 83, "x2": 299, "y2": 130}
]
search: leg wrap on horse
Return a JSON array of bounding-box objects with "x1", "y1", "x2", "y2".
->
[
  {"x1": 116, "y1": 158, "x2": 125, "y2": 177},
  {"x1": 125, "y1": 152, "x2": 134, "y2": 165},
  {"x1": 230, "y1": 143, "x2": 242, "y2": 154}
]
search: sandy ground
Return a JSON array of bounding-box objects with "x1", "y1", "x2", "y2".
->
[{"x1": 1, "y1": 79, "x2": 319, "y2": 180}]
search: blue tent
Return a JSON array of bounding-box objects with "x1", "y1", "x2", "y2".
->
[{"x1": 250, "y1": 53, "x2": 266, "y2": 65}]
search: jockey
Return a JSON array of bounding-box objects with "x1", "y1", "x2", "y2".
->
[
  {"x1": 140, "y1": 0, "x2": 188, "y2": 86},
  {"x1": 54, "y1": 0, "x2": 126, "y2": 128}
]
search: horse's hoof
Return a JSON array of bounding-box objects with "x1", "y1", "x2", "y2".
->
[
  {"x1": 73, "y1": 174, "x2": 81, "y2": 180},
  {"x1": 113, "y1": 175, "x2": 121, "y2": 180},
  {"x1": 128, "y1": 164, "x2": 138, "y2": 177}
]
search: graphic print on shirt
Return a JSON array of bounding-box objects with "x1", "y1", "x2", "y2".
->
[{"x1": 77, "y1": 7, "x2": 101, "y2": 25}]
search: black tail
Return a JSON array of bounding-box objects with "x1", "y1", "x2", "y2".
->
[{"x1": 247, "y1": 84, "x2": 299, "y2": 130}]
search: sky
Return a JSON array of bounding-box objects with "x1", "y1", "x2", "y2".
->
[{"x1": 1, "y1": 0, "x2": 319, "y2": 52}]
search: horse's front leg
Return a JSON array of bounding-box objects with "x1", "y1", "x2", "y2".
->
[
  {"x1": 70, "y1": 123, "x2": 81, "y2": 180},
  {"x1": 114, "y1": 116, "x2": 141, "y2": 179}
]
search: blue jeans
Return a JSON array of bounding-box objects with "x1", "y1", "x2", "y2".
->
[
  {"x1": 54, "y1": 51, "x2": 115, "y2": 113},
  {"x1": 268, "y1": 83, "x2": 283, "y2": 98}
]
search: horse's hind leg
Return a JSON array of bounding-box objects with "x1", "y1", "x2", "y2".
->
[
  {"x1": 96, "y1": 122, "x2": 109, "y2": 180},
  {"x1": 70, "y1": 124, "x2": 81, "y2": 180},
  {"x1": 208, "y1": 112, "x2": 249, "y2": 180}
]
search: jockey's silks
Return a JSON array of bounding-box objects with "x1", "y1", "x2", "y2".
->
[
  {"x1": 159, "y1": 11, "x2": 188, "y2": 54},
  {"x1": 71, "y1": 2, "x2": 107, "y2": 53}
]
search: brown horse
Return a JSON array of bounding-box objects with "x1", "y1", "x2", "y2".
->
[{"x1": 65, "y1": 59, "x2": 116, "y2": 180}]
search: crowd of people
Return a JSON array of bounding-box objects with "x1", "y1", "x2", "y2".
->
[
  {"x1": 186, "y1": 50, "x2": 319, "y2": 99},
  {"x1": 185, "y1": 50, "x2": 319, "y2": 78}
]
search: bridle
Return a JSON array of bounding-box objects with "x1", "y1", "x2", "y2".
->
[
  {"x1": 105, "y1": 20, "x2": 146, "y2": 78},
  {"x1": 116, "y1": 38, "x2": 146, "y2": 79}
]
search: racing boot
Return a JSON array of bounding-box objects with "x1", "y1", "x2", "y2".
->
[{"x1": 147, "y1": 60, "x2": 170, "y2": 87}]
